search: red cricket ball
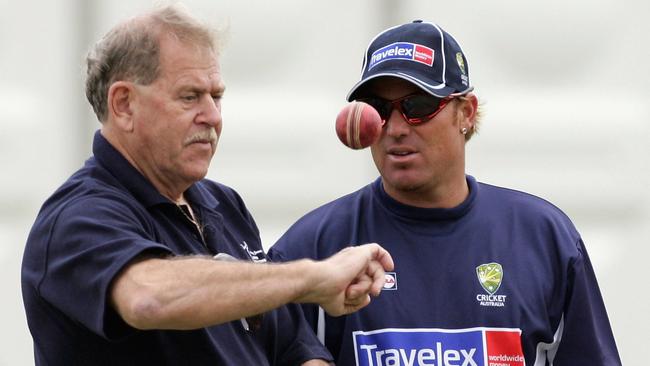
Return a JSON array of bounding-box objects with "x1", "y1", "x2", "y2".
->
[{"x1": 335, "y1": 101, "x2": 382, "y2": 149}]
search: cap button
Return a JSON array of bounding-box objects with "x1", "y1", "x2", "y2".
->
[{"x1": 412, "y1": 20, "x2": 423, "y2": 23}]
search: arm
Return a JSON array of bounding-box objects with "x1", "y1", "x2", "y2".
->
[{"x1": 111, "y1": 243, "x2": 393, "y2": 330}]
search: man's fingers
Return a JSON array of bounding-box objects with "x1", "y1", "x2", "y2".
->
[
  {"x1": 323, "y1": 293, "x2": 370, "y2": 317},
  {"x1": 344, "y1": 294, "x2": 370, "y2": 312},
  {"x1": 365, "y1": 260, "x2": 387, "y2": 296},
  {"x1": 346, "y1": 274, "x2": 373, "y2": 299},
  {"x1": 317, "y1": 243, "x2": 394, "y2": 317},
  {"x1": 345, "y1": 244, "x2": 393, "y2": 298},
  {"x1": 368, "y1": 243, "x2": 394, "y2": 272}
]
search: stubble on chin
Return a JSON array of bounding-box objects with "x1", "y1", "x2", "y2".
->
[{"x1": 390, "y1": 180, "x2": 423, "y2": 193}]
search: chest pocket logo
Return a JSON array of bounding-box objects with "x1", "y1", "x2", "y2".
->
[
  {"x1": 240, "y1": 241, "x2": 267, "y2": 263},
  {"x1": 383, "y1": 272, "x2": 397, "y2": 290}
]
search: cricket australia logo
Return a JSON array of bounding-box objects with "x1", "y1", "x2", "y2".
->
[
  {"x1": 475, "y1": 263, "x2": 507, "y2": 307},
  {"x1": 456, "y1": 52, "x2": 469, "y2": 86}
]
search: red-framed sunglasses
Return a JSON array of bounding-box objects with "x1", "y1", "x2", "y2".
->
[{"x1": 357, "y1": 93, "x2": 455, "y2": 125}]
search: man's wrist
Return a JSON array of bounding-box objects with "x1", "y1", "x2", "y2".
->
[{"x1": 288, "y1": 259, "x2": 320, "y2": 304}]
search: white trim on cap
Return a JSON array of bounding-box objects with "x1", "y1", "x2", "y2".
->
[
  {"x1": 345, "y1": 72, "x2": 474, "y2": 100},
  {"x1": 345, "y1": 72, "x2": 450, "y2": 100},
  {"x1": 397, "y1": 72, "x2": 475, "y2": 96},
  {"x1": 396, "y1": 72, "x2": 447, "y2": 90},
  {"x1": 423, "y1": 22, "x2": 447, "y2": 86}
]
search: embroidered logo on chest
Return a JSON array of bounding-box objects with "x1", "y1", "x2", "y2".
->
[
  {"x1": 240, "y1": 241, "x2": 266, "y2": 263},
  {"x1": 475, "y1": 262, "x2": 507, "y2": 307}
]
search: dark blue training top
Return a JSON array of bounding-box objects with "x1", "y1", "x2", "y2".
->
[
  {"x1": 21, "y1": 131, "x2": 331, "y2": 365},
  {"x1": 269, "y1": 176, "x2": 621, "y2": 366}
]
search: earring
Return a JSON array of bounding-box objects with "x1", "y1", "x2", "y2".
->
[{"x1": 461, "y1": 127, "x2": 468, "y2": 135}]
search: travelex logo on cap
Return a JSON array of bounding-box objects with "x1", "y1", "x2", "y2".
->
[{"x1": 368, "y1": 42, "x2": 434, "y2": 70}]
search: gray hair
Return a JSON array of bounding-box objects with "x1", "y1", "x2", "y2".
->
[{"x1": 85, "y1": 4, "x2": 221, "y2": 122}]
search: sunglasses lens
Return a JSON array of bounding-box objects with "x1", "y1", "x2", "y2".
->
[
  {"x1": 359, "y1": 97, "x2": 392, "y2": 120},
  {"x1": 401, "y1": 95, "x2": 443, "y2": 119},
  {"x1": 358, "y1": 94, "x2": 448, "y2": 124}
]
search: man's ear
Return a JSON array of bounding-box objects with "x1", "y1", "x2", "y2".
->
[
  {"x1": 107, "y1": 81, "x2": 136, "y2": 132},
  {"x1": 459, "y1": 93, "x2": 479, "y2": 130}
]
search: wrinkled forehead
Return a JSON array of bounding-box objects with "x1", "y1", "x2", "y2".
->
[
  {"x1": 156, "y1": 34, "x2": 222, "y2": 85},
  {"x1": 159, "y1": 32, "x2": 218, "y2": 65}
]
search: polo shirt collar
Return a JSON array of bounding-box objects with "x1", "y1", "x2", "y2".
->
[{"x1": 185, "y1": 181, "x2": 220, "y2": 210}]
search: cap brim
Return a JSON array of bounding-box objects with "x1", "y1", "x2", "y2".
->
[{"x1": 346, "y1": 72, "x2": 472, "y2": 101}]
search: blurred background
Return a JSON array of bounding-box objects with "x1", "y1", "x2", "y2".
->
[{"x1": 1, "y1": 0, "x2": 647, "y2": 364}]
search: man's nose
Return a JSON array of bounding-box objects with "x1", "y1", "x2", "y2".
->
[
  {"x1": 196, "y1": 94, "x2": 222, "y2": 127},
  {"x1": 384, "y1": 108, "x2": 410, "y2": 138}
]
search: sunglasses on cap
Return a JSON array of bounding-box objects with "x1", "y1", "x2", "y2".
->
[{"x1": 357, "y1": 93, "x2": 456, "y2": 126}]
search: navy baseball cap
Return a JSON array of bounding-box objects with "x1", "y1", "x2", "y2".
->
[{"x1": 347, "y1": 20, "x2": 473, "y2": 101}]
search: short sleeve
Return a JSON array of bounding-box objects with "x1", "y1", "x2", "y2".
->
[{"x1": 35, "y1": 194, "x2": 171, "y2": 340}]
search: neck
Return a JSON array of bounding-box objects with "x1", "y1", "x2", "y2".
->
[
  {"x1": 383, "y1": 174, "x2": 469, "y2": 209},
  {"x1": 100, "y1": 127, "x2": 189, "y2": 202},
  {"x1": 176, "y1": 194, "x2": 190, "y2": 206}
]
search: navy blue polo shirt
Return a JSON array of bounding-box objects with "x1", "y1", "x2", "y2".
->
[{"x1": 22, "y1": 131, "x2": 331, "y2": 365}]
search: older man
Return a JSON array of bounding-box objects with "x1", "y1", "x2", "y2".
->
[
  {"x1": 21, "y1": 5, "x2": 392, "y2": 365},
  {"x1": 269, "y1": 20, "x2": 621, "y2": 365}
]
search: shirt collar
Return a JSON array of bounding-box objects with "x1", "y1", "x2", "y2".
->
[{"x1": 373, "y1": 175, "x2": 477, "y2": 221}]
